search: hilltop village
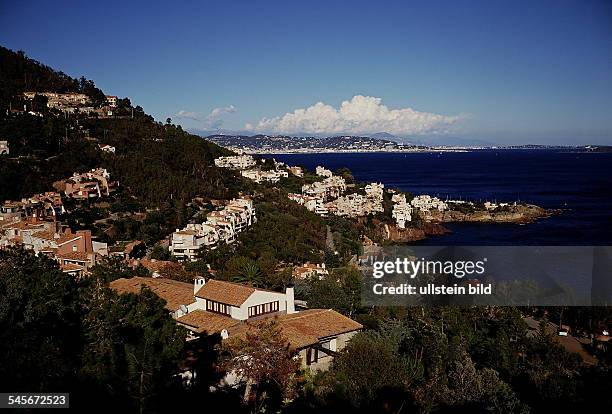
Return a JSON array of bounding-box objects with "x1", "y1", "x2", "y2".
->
[{"x1": 1, "y1": 46, "x2": 610, "y2": 414}]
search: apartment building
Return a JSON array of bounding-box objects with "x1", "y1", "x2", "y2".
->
[
  {"x1": 241, "y1": 168, "x2": 288, "y2": 183},
  {"x1": 315, "y1": 166, "x2": 333, "y2": 177},
  {"x1": 23, "y1": 91, "x2": 91, "y2": 110},
  {"x1": 288, "y1": 193, "x2": 328, "y2": 216},
  {"x1": 302, "y1": 176, "x2": 346, "y2": 200},
  {"x1": 392, "y1": 194, "x2": 413, "y2": 228},
  {"x1": 170, "y1": 197, "x2": 256, "y2": 261},
  {"x1": 325, "y1": 193, "x2": 383, "y2": 218},
  {"x1": 411, "y1": 195, "x2": 448, "y2": 211},
  {"x1": 214, "y1": 155, "x2": 257, "y2": 170},
  {"x1": 59, "y1": 168, "x2": 118, "y2": 199},
  {"x1": 0, "y1": 221, "x2": 106, "y2": 277}
]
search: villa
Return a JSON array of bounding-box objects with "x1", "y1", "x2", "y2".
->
[
  {"x1": 288, "y1": 166, "x2": 304, "y2": 177},
  {"x1": 293, "y1": 262, "x2": 329, "y2": 280},
  {"x1": 110, "y1": 276, "x2": 363, "y2": 371},
  {"x1": 105, "y1": 95, "x2": 118, "y2": 107}
]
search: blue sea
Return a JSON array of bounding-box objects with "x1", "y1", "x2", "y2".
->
[{"x1": 268, "y1": 150, "x2": 612, "y2": 245}]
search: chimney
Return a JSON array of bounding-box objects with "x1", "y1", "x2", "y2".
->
[
  {"x1": 77, "y1": 230, "x2": 93, "y2": 253},
  {"x1": 285, "y1": 284, "x2": 296, "y2": 314},
  {"x1": 194, "y1": 276, "x2": 206, "y2": 295}
]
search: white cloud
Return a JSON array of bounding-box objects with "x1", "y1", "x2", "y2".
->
[
  {"x1": 245, "y1": 95, "x2": 462, "y2": 135},
  {"x1": 209, "y1": 105, "x2": 236, "y2": 118},
  {"x1": 175, "y1": 105, "x2": 237, "y2": 128},
  {"x1": 175, "y1": 110, "x2": 202, "y2": 122}
]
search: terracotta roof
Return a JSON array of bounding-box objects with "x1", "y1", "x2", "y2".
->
[
  {"x1": 2, "y1": 220, "x2": 33, "y2": 230},
  {"x1": 31, "y1": 230, "x2": 56, "y2": 241},
  {"x1": 55, "y1": 233, "x2": 82, "y2": 245},
  {"x1": 274, "y1": 309, "x2": 362, "y2": 347},
  {"x1": 195, "y1": 279, "x2": 256, "y2": 306},
  {"x1": 110, "y1": 276, "x2": 195, "y2": 312},
  {"x1": 61, "y1": 263, "x2": 84, "y2": 272},
  {"x1": 139, "y1": 258, "x2": 175, "y2": 273},
  {"x1": 176, "y1": 310, "x2": 240, "y2": 334},
  {"x1": 229, "y1": 309, "x2": 363, "y2": 349}
]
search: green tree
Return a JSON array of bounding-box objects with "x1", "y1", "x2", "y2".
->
[
  {"x1": 223, "y1": 256, "x2": 265, "y2": 287},
  {"x1": 222, "y1": 320, "x2": 301, "y2": 410},
  {"x1": 316, "y1": 321, "x2": 423, "y2": 409},
  {"x1": 0, "y1": 248, "x2": 80, "y2": 392}
]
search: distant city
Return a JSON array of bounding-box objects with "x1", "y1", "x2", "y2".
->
[{"x1": 204, "y1": 134, "x2": 611, "y2": 154}]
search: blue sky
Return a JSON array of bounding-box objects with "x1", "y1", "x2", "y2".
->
[{"x1": 1, "y1": 0, "x2": 611, "y2": 144}]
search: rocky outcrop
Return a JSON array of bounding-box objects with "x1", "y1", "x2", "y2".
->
[
  {"x1": 423, "y1": 204, "x2": 559, "y2": 224},
  {"x1": 375, "y1": 221, "x2": 450, "y2": 243}
]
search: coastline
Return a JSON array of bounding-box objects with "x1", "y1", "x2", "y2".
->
[{"x1": 270, "y1": 151, "x2": 611, "y2": 245}]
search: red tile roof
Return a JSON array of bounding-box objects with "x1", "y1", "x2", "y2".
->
[
  {"x1": 195, "y1": 279, "x2": 256, "y2": 307},
  {"x1": 182, "y1": 308, "x2": 363, "y2": 349},
  {"x1": 110, "y1": 276, "x2": 195, "y2": 312},
  {"x1": 176, "y1": 310, "x2": 240, "y2": 334}
]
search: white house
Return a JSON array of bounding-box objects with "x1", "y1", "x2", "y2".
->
[
  {"x1": 315, "y1": 166, "x2": 333, "y2": 178},
  {"x1": 293, "y1": 262, "x2": 329, "y2": 280},
  {"x1": 411, "y1": 195, "x2": 448, "y2": 211},
  {"x1": 110, "y1": 276, "x2": 362, "y2": 371},
  {"x1": 98, "y1": 144, "x2": 116, "y2": 153}
]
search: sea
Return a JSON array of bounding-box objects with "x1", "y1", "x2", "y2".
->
[{"x1": 268, "y1": 150, "x2": 612, "y2": 246}]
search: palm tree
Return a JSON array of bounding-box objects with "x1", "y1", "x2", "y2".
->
[{"x1": 230, "y1": 257, "x2": 264, "y2": 287}]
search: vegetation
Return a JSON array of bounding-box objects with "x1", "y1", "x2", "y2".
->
[{"x1": 2, "y1": 45, "x2": 612, "y2": 414}]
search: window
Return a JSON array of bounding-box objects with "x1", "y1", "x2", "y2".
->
[
  {"x1": 206, "y1": 300, "x2": 230, "y2": 316},
  {"x1": 248, "y1": 301, "x2": 279, "y2": 318}
]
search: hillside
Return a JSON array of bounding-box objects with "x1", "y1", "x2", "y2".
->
[{"x1": 0, "y1": 46, "x2": 328, "y2": 270}]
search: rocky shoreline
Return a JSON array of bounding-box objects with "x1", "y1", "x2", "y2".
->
[
  {"x1": 376, "y1": 204, "x2": 560, "y2": 243},
  {"x1": 425, "y1": 203, "x2": 560, "y2": 224}
]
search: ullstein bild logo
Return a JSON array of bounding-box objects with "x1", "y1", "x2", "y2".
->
[{"x1": 372, "y1": 257, "x2": 487, "y2": 279}]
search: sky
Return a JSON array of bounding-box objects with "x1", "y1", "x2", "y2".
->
[{"x1": 1, "y1": 0, "x2": 612, "y2": 144}]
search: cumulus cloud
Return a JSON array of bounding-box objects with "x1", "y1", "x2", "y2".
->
[
  {"x1": 245, "y1": 95, "x2": 461, "y2": 135},
  {"x1": 175, "y1": 105, "x2": 237, "y2": 128}
]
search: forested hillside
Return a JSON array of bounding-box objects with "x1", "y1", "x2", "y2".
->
[{"x1": 2, "y1": 45, "x2": 611, "y2": 414}]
